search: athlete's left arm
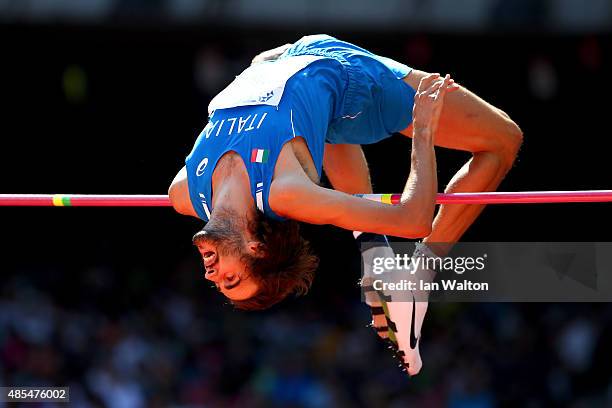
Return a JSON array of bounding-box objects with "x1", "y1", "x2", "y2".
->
[{"x1": 270, "y1": 177, "x2": 432, "y2": 238}]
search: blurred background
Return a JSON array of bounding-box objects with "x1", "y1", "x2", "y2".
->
[{"x1": 2, "y1": 1, "x2": 612, "y2": 407}]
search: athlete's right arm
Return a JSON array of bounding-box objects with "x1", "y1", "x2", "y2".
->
[{"x1": 271, "y1": 73, "x2": 454, "y2": 238}]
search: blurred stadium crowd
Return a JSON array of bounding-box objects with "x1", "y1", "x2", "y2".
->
[
  {"x1": 1, "y1": 259, "x2": 612, "y2": 407},
  {"x1": 0, "y1": 0, "x2": 611, "y2": 31}
]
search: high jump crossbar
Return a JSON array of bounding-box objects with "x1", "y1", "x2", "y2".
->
[{"x1": 1, "y1": 190, "x2": 612, "y2": 207}]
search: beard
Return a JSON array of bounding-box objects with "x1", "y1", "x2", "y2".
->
[{"x1": 192, "y1": 208, "x2": 247, "y2": 257}]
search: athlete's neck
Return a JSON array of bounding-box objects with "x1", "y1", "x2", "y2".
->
[{"x1": 210, "y1": 152, "x2": 256, "y2": 225}]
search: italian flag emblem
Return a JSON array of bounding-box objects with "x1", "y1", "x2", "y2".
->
[{"x1": 251, "y1": 148, "x2": 269, "y2": 163}]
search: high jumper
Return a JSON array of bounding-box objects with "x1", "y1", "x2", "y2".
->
[{"x1": 166, "y1": 34, "x2": 523, "y2": 376}]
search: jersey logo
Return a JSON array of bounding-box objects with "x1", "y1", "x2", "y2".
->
[
  {"x1": 342, "y1": 111, "x2": 363, "y2": 120},
  {"x1": 251, "y1": 149, "x2": 269, "y2": 163},
  {"x1": 258, "y1": 91, "x2": 275, "y2": 103},
  {"x1": 196, "y1": 157, "x2": 209, "y2": 176}
]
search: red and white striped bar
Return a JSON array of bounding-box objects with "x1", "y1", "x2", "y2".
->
[{"x1": 1, "y1": 190, "x2": 612, "y2": 207}]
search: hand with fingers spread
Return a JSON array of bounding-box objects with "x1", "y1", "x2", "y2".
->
[{"x1": 412, "y1": 73, "x2": 459, "y2": 137}]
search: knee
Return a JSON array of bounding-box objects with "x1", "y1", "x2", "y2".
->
[
  {"x1": 495, "y1": 115, "x2": 523, "y2": 170},
  {"x1": 474, "y1": 120, "x2": 522, "y2": 177}
]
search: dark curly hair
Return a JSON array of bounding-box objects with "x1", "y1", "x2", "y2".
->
[{"x1": 231, "y1": 210, "x2": 319, "y2": 311}]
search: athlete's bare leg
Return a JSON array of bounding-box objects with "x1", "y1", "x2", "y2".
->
[
  {"x1": 379, "y1": 71, "x2": 522, "y2": 376},
  {"x1": 401, "y1": 69, "x2": 523, "y2": 254},
  {"x1": 320, "y1": 70, "x2": 522, "y2": 377},
  {"x1": 323, "y1": 144, "x2": 373, "y2": 195}
]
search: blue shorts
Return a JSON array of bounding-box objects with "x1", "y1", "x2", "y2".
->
[{"x1": 282, "y1": 34, "x2": 415, "y2": 145}]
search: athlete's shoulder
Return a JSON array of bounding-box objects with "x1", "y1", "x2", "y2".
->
[{"x1": 169, "y1": 166, "x2": 198, "y2": 217}]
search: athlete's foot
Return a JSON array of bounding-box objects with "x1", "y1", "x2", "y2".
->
[
  {"x1": 386, "y1": 299, "x2": 427, "y2": 376},
  {"x1": 386, "y1": 243, "x2": 438, "y2": 376},
  {"x1": 358, "y1": 235, "x2": 438, "y2": 376}
]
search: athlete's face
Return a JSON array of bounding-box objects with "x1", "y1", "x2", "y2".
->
[{"x1": 192, "y1": 213, "x2": 260, "y2": 301}]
